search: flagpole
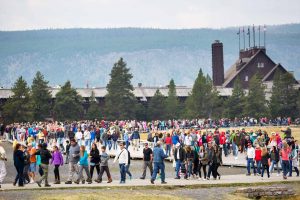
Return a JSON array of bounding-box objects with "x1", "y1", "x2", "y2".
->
[
  {"x1": 237, "y1": 27, "x2": 241, "y2": 53},
  {"x1": 264, "y1": 25, "x2": 266, "y2": 48},
  {"x1": 253, "y1": 24, "x2": 255, "y2": 47},
  {"x1": 243, "y1": 27, "x2": 245, "y2": 50},
  {"x1": 258, "y1": 25, "x2": 261, "y2": 47},
  {"x1": 248, "y1": 26, "x2": 250, "y2": 48}
]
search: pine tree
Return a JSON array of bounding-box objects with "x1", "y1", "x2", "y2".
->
[
  {"x1": 104, "y1": 58, "x2": 137, "y2": 120},
  {"x1": 185, "y1": 69, "x2": 218, "y2": 118},
  {"x1": 86, "y1": 91, "x2": 102, "y2": 120},
  {"x1": 224, "y1": 77, "x2": 245, "y2": 119},
  {"x1": 53, "y1": 81, "x2": 83, "y2": 121},
  {"x1": 165, "y1": 79, "x2": 179, "y2": 119},
  {"x1": 3, "y1": 76, "x2": 32, "y2": 122},
  {"x1": 31, "y1": 71, "x2": 52, "y2": 121},
  {"x1": 148, "y1": 89, "x2": 166, "y2": 120},
  {"x1": 244, "y1": 74, "x2": 268, "y2": 118},
  {"x1": 269, "y1": 70, "x2": 298, "y2": 118}
]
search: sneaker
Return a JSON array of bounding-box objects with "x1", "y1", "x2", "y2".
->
[
  {"x1": 74, "y1": 180, "x2": 80, "y2": 184},
  {"x1": 235, "y1": 157, "x2": 238, "y2": 160},
  {"x1": 45, "y1": 184, "x2": 51, "y2": 187},
  {"x1": 65, "y1": 181, "x2": 72, "y2": 184},
  {"x1": 246, "y1": 173, "x2": 251, "y2": 176},
  {"x1": 36, "y1": 181, "x2": 41, "y2": 187},
  {"x1": 30, "y1": 179, "x2": 34, "y2": 184},
  {"x1": 276, "y1": 174, "x2": 280, "y2": 177},
  {"x1": 129, "y1": 176, "x2": 132, "y2": 180},
  {"x1": 150, "y1": 179, "x2": 154, "y2": 184},
  {"x1": 161, "y1": 181, "x2": 167, "y2": 184},
  {"x1": 174, "y1": 177, "x2": 180, "y2": 179},
  {"x1": 140, "y1": 177, "x2": 145, "y2": 180}
]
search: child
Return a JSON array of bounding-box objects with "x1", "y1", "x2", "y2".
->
[
  {"x1": 51, "y1": 146, "x2": 64, "y2": 184},
  {"x1": 74, "y1": 145, "x2": 92, "y2": 184},
  {"x1": 95, "y1": 146, "x2": 112, "y2": 183}
]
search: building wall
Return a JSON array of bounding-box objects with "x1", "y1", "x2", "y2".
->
[{"x1": 227, "y1": 51, "x2": 276, "y2": 88}]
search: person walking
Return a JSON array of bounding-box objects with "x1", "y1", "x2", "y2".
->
[
  {"x1": 89, "y1": 143, "x2": 100, "y2": 179},
  {"x1": 131, "y1": 128, "x2": 140, "y2": 151},
  {"x1": 140, "y1": 143, "x2": 153, "y2": 179},
  {"x1": 211, "y1": 144, "x2": 222, "y2": 180},
  {"x1": 27, "y1": 143, "x2": 37, "y2": 183},
  {"x1": 13, "y1": 143, "x2": 25, "y2": 187},
  {"x1": 0, "y1": 140, "x2": 7, "y2": 188},
  {"x1": 280, "y1": 140, "x2": 291, "y2": 179},
  {"x1": 269, "y1": 145, "x2": 280, "y2": 176},
  {"x1": 51, "y1": 146, "x2": 64, "y2": 184},
  {"x1": 150, "y1": 141, "x2": 168, "y2": 184},
  {"x1": 114, "y1": 142, "x2": 128, "y2": 184},
  {"x1": 246, "y1": 143, "x2": 256, "y2": 176},
  {"x1": 74, "y1": 145, "x2": 92, "y2": 184},
  {"x1": 198, "y1": 145, "x2": 208, "y2": 180},
  {"x1": 35, "y1": 143, "x2": 52, "y2": 187},
  {"x1": 261, "y1": 146, "x2": 270, "y2": 179},
  {"x1": 65, "y1": 139, "x2": 80, "y2": 184},
  {"x1": 174, "y1": 143, "x2": 186, "y2": 179},
  {"x1": 254, "y1": 145, "x2": 262, "y2": 175},
  {"x1": 95, "y1": 146, "x2": 112, "y2": 183}
]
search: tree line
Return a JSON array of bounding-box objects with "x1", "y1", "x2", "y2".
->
[{"x1": 1, "y1": 58, "x2": 300, "y2": 123}]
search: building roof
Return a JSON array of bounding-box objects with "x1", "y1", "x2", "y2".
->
[
  {"x1": 0, "y1": 86, "x2": 233, "y2": 100},
  {"x1": 223, "y1": 49, "x2": 269, "y2": 87}
]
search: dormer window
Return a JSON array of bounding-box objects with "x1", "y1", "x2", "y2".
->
[
  {"x1": 245, "y1": 76, "x2": 248, "y2": 82},
  {"x1": 257, "y1": 62, "x2": 264, "y2": 68}
]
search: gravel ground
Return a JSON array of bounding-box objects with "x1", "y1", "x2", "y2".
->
[{"x1": 1, "y1": 141, "x2": 245, "y2": 184}]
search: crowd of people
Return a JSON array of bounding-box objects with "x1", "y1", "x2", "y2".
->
[{"x1": 0, "y1": 119, "x2": 299, "y2": 188}]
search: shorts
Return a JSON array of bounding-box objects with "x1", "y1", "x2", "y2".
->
[{"x1": 29, "y1": 163, "x2": 36, "y2": 172}]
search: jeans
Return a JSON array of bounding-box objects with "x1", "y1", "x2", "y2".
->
[
  {"x1": 269, "y1": 160, "x2": 280, "y2": 174},
  {"x1": 282, "y1": 160, "x2": 289, "y2": 177},
  {"x1": 232, "y1": 143, "x2": 238, "y2": 157},
  {"x1": 187, "y1": 160, "x2": 193, "y2": 177},
  {"x1": 126, "y1": 164, "x2": 132, "y2": 177},
  {"x1": 84, "y1": 140, "x2": 91, "y2": 151},
  {"x1": 256, "y1": 160, "x2": 261, "y2": 174},
  {"x1": 107, "y1": 140, "x2": 112, "y2": 150},
  {"x1": 166, "y1": 144, "x2": 171, "y2": 156},
  {"x1": 77, "y1": 165, "x2": 91, "y2": 181},
  {"x1": 97, "y1": 166, "x2": 111, "y2": 181},
  {"x1": 151, "y1": 162, "x2": 165, "y2": 182},
  {"x1": 125, "y1": 141, "x2": 129, "y2": 150},
  {"x1": 247, "y1": 158, "x2": 256, "y2": 174},
  {"x1": 175, "y1": 160, "x2": 182, "y2": 178},
  {"x1": 113, "y1": 141, "x2": 118, "y2": 150},
  {"x1": 119, "y1": 164, "x2": 126, "y2": 182},
  {"x1": 223, "y1": 144, "x2": 228, "y2": 156}
]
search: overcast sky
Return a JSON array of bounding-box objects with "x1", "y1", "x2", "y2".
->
[{"x1": 0, "y1": 0, "x2": 299, "y2": 30}]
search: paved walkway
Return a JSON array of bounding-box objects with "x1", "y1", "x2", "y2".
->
[{"x1": 1, "y1": 174, "x2": 299, "y2": 191}]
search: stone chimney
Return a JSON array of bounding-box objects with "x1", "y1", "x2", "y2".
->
[{"x1": 212, "y1": 40, "x2": 224, "y2": 86}]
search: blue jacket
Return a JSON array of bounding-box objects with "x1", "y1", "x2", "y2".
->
[
  {"x1": 79, "y1": 151, "x2": 89, "y2": 166},
  {"x1": 131, "y1": 131, "x2": 140, "y2": 140},
  {"x1": 153, "y1": 146, "x2": 168, "y2": 163},
  {"x1": 172, "y1": 135, "x2": 180, "y2": 145}
]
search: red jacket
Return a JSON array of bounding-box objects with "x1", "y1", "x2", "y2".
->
[
  {"x1": 165, "y1": 137, "x2": 172, "y2": 145},
  {"x1": 255, "y1": 149, "x2": 262, "y2": 161},
  {"x1": 220, "y1": 133, "x2": 226, "y2": 145}
]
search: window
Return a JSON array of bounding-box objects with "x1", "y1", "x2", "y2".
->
[
  {"x1": 257, "y1": 62, "x2": 264, "y2": 68},
  {"x1": 245, "y1": 76, "x2": 248, "y2": 82}
]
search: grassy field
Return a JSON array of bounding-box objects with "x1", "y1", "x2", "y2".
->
[{"x1": 140, "y1": 126, "x2": 300, "y2": 141}]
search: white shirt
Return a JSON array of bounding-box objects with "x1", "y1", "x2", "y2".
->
[
  {"x1": 75, "y1": 131, "x2": 82, "y2": 140},
  {"x1": 247, "y1": 147, "x2": 255, "y2": 159},
  {"x1": 84, "y1": 130, "x2": 90, "y2": 140},
  {"x1": 114, "y1": 148, "x2": 128, "y2": 165}
]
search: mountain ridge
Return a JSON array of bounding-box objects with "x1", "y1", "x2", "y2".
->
[{"x1": 0, "y1": 24, "x2": 299, "y2": 88}]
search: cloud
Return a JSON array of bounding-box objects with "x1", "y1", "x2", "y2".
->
[{"x1": 0, "y1": 0, "x2": 299, "y2": 30}]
